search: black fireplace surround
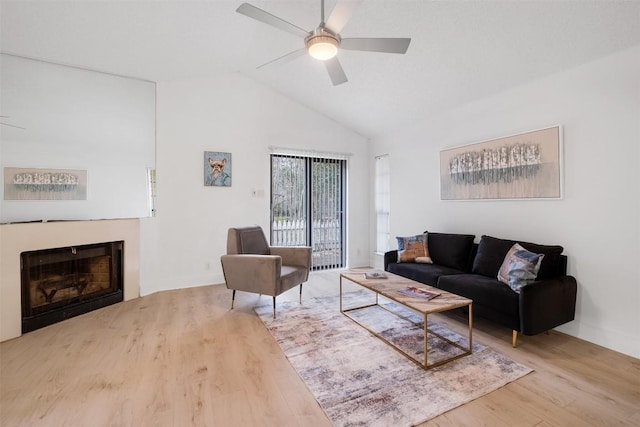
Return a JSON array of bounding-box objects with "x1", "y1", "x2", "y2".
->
[{"x1": 21, "y1": 241, "x2": 124, "y2": 333}]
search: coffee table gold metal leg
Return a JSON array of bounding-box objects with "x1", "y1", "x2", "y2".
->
[
  {"x1": 468, "y1": 303, "x2": 473, "y2": 352},
  {"x1": 339, "y1": 275, "x2": 343, "y2": 312},
  {"x1": 424, "y1": 313, "x2": 428, "y2": 368}
]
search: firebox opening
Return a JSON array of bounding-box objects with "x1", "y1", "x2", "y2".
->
[{"x1": 21, "y1": 241, "x2": 124, "y2": 333}]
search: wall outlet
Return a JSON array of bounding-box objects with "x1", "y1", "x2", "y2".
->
[{"x1": 251, "y1": 188, "x2": 265, "y2": 198}]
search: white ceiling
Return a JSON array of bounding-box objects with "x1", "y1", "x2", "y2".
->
[{"x1": 2, "y1": 0, "x2": 639, "y2": 138}]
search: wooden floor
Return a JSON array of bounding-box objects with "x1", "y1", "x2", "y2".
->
[{"x1": 1, "y1": 270, "x2": 638, "y2": 426}]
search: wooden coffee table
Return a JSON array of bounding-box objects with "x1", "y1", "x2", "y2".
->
[{"x1": 340, "y1": 270, "x2": 473, "y2": 370}]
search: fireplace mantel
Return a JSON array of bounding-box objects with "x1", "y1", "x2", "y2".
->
[{"x1": 0, "y1": 219, "x2": 140, "y2": 342}]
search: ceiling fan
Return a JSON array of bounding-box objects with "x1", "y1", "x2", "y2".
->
[{"x1": 236, "y1": 0, "x2": 411, "y2": 86}]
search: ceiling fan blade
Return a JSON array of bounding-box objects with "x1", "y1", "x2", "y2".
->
[
  {"x1": 0, "y1": 122, "x2": 26, "y2": 130},
  {"x1": 236, "y1": 3, "x2": 310, "y2": 39},
  {"x1": 257, "y1": 48, "x2": 307, "y2": 69},
  {"x1": 341, "y1": 37, "x2": 411, "y2": 54},
  {"x1": 324, "y1": 57, "x2": 348, "y2": 86},
  {"x1": 325, "y1": 0, "x2": 363, "y2": 34}
]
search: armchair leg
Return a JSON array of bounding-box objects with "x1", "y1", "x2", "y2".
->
[
  {"x1": 231, "y1": 290, "x2": 236, "y2": 310},
  {"x1": 512, "y1": 330, "x2": 518, "y2": 348},
  {"x1": 273, "y1": 297, "x2": 276, "y2": 319},
  {"x1": 299, "y1": 284, "x2": 303, "y2": 304}
]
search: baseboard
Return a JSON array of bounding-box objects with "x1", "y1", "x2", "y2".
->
[
  {"x1": 140, "y1": 273, "x2": 225, "y2": 296},
  {"x1": 556, "y1": 321, "x2": 640, "y2": 359}
]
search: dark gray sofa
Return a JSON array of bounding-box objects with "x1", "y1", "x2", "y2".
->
[{"x1": 384, "y1": 233, "x2": 578, "y2": 346}]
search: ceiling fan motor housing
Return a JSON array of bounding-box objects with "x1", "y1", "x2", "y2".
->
[{"x1": 306, "y1": 28, "x2": 340, "y2": 60}]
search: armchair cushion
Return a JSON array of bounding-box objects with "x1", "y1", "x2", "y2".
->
[
  {"x1": 271, "y1": 246, "x2": 312, "y2": 271},
  {"x1": 227, "y1": 226, "x2": 270, "y2": 255},
  {"x1": 279, "y1": 265, "x2": 309, "y2": 295}
]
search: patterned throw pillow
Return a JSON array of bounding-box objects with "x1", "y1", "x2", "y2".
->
[
  {"x1": 497, "y1": 243, "x2": 544, "y2": 293},
  {"x1": 396, "y1": 234, "x2": 432, "y2": 263}
]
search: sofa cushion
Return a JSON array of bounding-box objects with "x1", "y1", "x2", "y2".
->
[
  {"x1": 472, "y1": 235, "x2": 563, "y2": 279},
  {"x1": 437, "y1": 274, "x2": 519, "y2": 318},
  {"x1": 396, "y1": 234, "x2": 431, "y2": 263},
  {"x1": 497, "y1": 243, "x2": 544, "y2": 293},
  {"x1": 426, "y1": 232, "x2": 475, "y2": 271},
  {"x1": 388, "y1": 263, "x2": 463, "y2": 286}
]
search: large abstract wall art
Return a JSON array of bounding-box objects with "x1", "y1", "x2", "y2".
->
[{"x1": 440, "y1": 126, "x2": 562, "y2": 200}]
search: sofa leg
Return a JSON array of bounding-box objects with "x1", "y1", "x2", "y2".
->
[
  {"x1": 273, "y1": 297, "x2": 276, "y2": 319},
  {"x1": 512, "y1": 330, "x2": 518, "y2": 348},
  {"x1": 299, "y1": 284, "x2": 303, "y2": 304},
  {"x1": 231, "y1": 289, "x2": 236, "y2": 310}
]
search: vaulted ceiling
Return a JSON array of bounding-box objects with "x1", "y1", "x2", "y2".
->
[{"x1": 2, "y1": 1, "x2": 639, "y2": 138}]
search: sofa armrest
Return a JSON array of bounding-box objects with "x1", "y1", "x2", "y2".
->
[
  {"x1": 270, "y1": 246, "x2": 312, "y2": 269},
  {"x1": 519, "y1": 275, "x2": 577, "y2": 335},
  {"x1": 220, "y1": 254, "x2": 282, "y2": 296},
  {"x1": 384, "y1": 250, "x2": 398, "y2": 271}
]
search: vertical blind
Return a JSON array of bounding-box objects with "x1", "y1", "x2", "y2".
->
[{"x1": 271, "y1": 154, "x2": 346, "y2": 270}]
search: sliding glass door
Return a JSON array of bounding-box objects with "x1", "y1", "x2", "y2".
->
[{"x1": 271, "y1": 154, "x2": 346, "y2": 270}]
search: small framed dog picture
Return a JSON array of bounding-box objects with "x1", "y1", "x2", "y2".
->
[{"x1": 204, "y1": 151, "x2": 232, "y2": 187}]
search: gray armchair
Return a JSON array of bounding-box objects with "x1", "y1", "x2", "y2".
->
[{"x1": 220, "y1": 226, "x2": 312, "y2": 318}]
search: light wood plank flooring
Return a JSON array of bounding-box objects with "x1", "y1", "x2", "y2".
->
[{"x1": 1, "y1": 270, "x2": 638, "y2": 426}]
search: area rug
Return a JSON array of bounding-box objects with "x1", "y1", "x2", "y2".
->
[{"x1": 255, "y1": 291, "x2": 533, "y2": 427}]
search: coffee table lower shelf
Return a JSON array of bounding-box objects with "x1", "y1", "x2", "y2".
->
[{"x1": 340, "y1": 272, "x2": 473, "y2": 370}]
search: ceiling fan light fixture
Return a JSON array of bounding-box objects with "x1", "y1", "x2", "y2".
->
[{"x1": 307, "y1": 35, "x2": 339, "y2": 60}]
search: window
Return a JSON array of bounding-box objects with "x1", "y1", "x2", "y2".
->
[
  {"x1": 375, "y1": 155, "x2": 390, "y2": 254},
  {"x1": 271, "y1": 154, "x2": 346, "y2": 270}
]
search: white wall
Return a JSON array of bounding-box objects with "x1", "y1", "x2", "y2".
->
[
  {"x1": 140, "y1": 73, "x2": 370, "y2": 294},
  {"x1": 370, "y1": 46, "x2": 640, "y2": 358}
]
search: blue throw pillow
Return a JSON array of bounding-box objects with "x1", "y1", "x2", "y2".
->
[{"x1": 497, "y1": 243, "x2": 544, "y2": 293}]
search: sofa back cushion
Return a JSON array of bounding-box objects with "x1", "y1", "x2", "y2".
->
[
  {"x1": 472, "y1": 235, "x2": 564, "y2": 279},
  {"x1": 426, "y1": 232, "x2": 475, "y2": 271}
]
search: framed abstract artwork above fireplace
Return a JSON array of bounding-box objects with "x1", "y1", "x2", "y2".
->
[
  {"x1": 3, "y1": 167, "x2": 88, "y2": 201},
  {"x1": 440, "y1": 126, "x2": 562, "y2": 201}
]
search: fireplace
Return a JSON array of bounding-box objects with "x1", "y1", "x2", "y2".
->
[{"x1": 21, "y1": 241, "x2": 124, "y2": 333}]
